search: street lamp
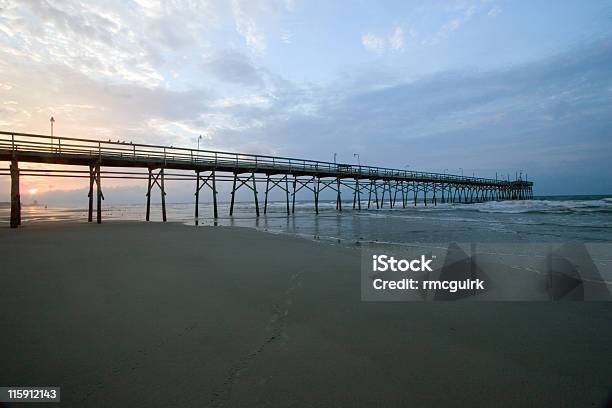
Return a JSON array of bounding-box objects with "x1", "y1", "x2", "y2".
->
[
  {"x1": 333, "y1": 153, "x2": 337, "y2": 164},
  {"x1": 50, "y1": 116, "x2": 55, "y2": 152},
  {"x1": 459, "y1": 167, "x2": 463, "y2": 177},
  {"x1": 353, "y1": 153, "x2": 360, "y2": 166},
  {"x1": 197, "y1": 135, "x2": 203, "y2": 150}
]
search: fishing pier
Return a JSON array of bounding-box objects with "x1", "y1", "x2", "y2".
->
[{"x1": 0, "y1": 131, "x2": 533, "y2": 228}]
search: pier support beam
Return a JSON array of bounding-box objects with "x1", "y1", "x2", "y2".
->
[
  {"x1": 87, "y1": 163, "x2": 104, "y2": 224},
  {"x1": 263, "y1": 175, "x2": 290, "y2": 215},
  {"x1": 352, "y1": 179, "x2": 362, "y2": 210},
  {"x1": 432, "y1": 185, "x2": 437, "y2": 206},
  {"x1": 290, "y1": 176, "x2": 316, "y2": 214},
  {"x1": 292, "y1": 177, "x2": 297, "y2": 214},
  {"x1": 10, "y1": 160, "x2": 20, "y2": 228},
  {"x1": 315, "y1": 178, "x2": 320, "y2": 214},
  {"x1": 336, "y1": 177, "x2": 342, "y2": 212},
  {"x1": 229, "y1": 172, "x2": 259, "y2": 216},
  {"x1": 146, "y1": 167, "x2": 166, "y2": 222},
  {"x1": 195, "y1": 170, "x2": 218, "y2": 223},
  {"x1": 392, "y1": 181, "x2": 400, "y2": 208},
  {"x1": 371, "y1": 181, "x2": 380, "y2": 209}
]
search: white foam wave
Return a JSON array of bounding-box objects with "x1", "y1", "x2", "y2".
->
[{"x1": 456, "y1": 199, "x2": 612, "y2": 214}]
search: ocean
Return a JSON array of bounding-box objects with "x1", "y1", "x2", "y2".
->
[{"x1": 2, "y1": 195, "x2": 611, "y2": 244}]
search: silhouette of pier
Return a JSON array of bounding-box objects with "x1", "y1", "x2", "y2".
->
[{"x1": 0, "y1": 131, "x2": 533, "y2": 228}]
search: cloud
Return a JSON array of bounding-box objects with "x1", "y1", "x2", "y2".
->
[
  {"x1": 0, "y1": 0, "x2": 222, "y2": 87},
  {"x1": 389, "y1": 26, "x2": 404, "y2": 51},
  {"x1": 231, "y1": 0, "x2": 267, "y2": 56},
  {"x1": 362, "y1": 26, "x2": 405, "y2": 54},
  {"x1": 361, "y1": 33, "x2": 386, "y2": 54},
  {"x1": 229, "y1": 0, "x2": 297, "y2": 55},
  {"x1": 280, "y1": 30, "x2": 293, "y2": 44},
  {"x1": 424, "y1": 0, "x2": 494, "y2": 45},
  {"x1": 488, "y1": 7, "x2": 502, "y2": 17},
  {"x1": 202, "y1": 50, "x2": 264, "y2": 88}
]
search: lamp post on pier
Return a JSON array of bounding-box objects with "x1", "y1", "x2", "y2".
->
[{"x1": 50, "y1": 116, "x2": 55, "y2": 151}]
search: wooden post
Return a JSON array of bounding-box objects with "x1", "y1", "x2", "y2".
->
[
  {"x1": 264, "y1": 175, "x2": 270, "y2": 214},
  {"x1": 229, "y1": 173, "x2": 237, "y2": 216},
  {"x1": 88, "y1": 164, "x2": 94, "y2": 222},
  {"x1": 336, "y1": 177, "x2": 342, "y2": 212},
  {"x1": 96, "y1": 163, "x2": 102, "y2": 224},
  {"x1": 285, "y1": 175, "x2": 290, "y2": 215},
  {"x1": 292, "y1": 176, "x2": 297, "y2": 214},
  {"x1": 146, "y1": 168, "x2": 152, "y2": 221},
  {"x1": 374, "y1": 181, "x2": 379, "y2": 209},
  {"x1": 314, "y1": 177, "x2": 320, "y2": 215},
  {"x1": 356, "y1": 179, "x2": 361, "y2": 210},
  {"x1": 252, "y1": 173, "x2": 259, "y2": 217},
  {"x1": 433, "y1": 185, "x2": 437, "y2": 206},
  {"x1": 10, "y1": 160, "x2": 20, "y2": 228},
  {"x1": 195, "y1": 171, "x2": 200, "y2": 223},
  {"x1": 212, "y1": 171, "x2": 218, "y2": 219},
  {"x1": 160, "y1": 168, "x2": 167, "y2": 222}
]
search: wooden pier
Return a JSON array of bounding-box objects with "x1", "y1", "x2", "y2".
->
[{"x1": 0, "y1": 131, "x2": 533, "y2": 227}]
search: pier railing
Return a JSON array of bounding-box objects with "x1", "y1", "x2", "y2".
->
[{"x1": 0, "y1": 131, "x2": 529, "y2": 187}]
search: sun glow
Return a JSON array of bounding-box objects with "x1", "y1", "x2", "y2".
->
[{"x1": 28, "y1": 188, "x2": 38, "y2": 195}]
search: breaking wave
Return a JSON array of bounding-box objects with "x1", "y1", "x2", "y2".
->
[{"x1": 456, "y1": 198, "x2": 612, "y2": 214}]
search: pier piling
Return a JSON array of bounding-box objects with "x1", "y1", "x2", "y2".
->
[{"x1": 10, "y1": 160, "x2": 20, "y2": 228}]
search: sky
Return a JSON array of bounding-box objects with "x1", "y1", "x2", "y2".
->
[{"x1": 1, "y1": 0, "x2": 611, "y2": 203}]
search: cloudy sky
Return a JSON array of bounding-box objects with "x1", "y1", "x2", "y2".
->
[{"x1": 1, "y1": 0, "x2": 611, "y2": 201}]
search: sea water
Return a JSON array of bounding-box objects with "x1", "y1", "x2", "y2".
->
[{"x1": 2, "y1": 195, "x2": 611, "y2": 244}]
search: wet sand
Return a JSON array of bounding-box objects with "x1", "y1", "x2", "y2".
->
[{"x1": 0, "y1": 222, "x2": 611, "y2": 407}]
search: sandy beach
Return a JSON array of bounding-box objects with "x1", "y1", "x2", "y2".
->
[{"x1": 1, "y1": 222, "x2": 611, "y2": 407}]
